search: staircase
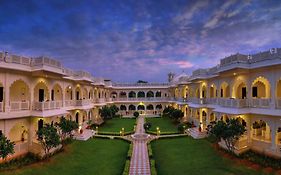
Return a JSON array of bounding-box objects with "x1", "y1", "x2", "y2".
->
[
  {"x1": 187, "y1": 127, "x2": 207, "y2": 139},
  {"x1": 74, "y1": 129, "x2": 95, "y2": 141}
]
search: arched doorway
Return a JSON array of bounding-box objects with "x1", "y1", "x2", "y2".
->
[
  {"x1": 75, "y1": 112, "x2": 79, "y2": 124},
  {"x1": 252, "y1": 77, "x2": 270, "y2": 98},
  {"x1": 9, "y1": 80, "x2": 30, "y2": 111},
  {"x1": 220, "y1": 82, "x2": 230, "y2": 98},
  {"x1": 34, "y1": 81, "x2": 49, "y2": 102},
  {"x1": 252, "y1": 120, "x2": 271, "y2": 141},
  {"x1": 209, "y1": 84, "x2": 217, "y2": 98}
]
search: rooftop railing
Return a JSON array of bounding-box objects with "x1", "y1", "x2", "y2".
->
[
  {"x1": 31, "y1": 56, "x2": 62, "y2": 69},
  {"x1": 112, "y1": 82, "x2": 170, "y2": 87}
]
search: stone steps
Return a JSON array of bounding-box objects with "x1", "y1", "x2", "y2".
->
[
  {"x1": 188, "y1": 127, "x2": 207, "y2": 139},
  {"x1": 74, "y1": 129, "x2": 94, "y2": 141}
]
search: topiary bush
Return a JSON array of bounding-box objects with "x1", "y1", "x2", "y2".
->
[
  {"x1": 177, "y1": 123, "x2": 187, "y2": 133},
  {"x1": 133, "y1": 111, "x2": 139, "y2": 118},
  {"x1": 144, "y1": 122, "x2": 152, "y2": 131}
]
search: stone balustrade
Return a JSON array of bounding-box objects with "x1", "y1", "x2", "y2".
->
[
  {"x1": 33, "y1": 101, "x2": 62, "y2": 111},
  {"x1": 0, "y1": 102, "x2": 3, "y2": 112},
  {"x1": 10, "y1": 101, "x2": 29, "y2": 111},
  {"x1": 276, "y1": 98, "x2": 281, "y2": 109}
]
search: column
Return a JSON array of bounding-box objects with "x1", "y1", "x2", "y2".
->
[{"x1": 4, "y1": 73, "x2": 10, "y2": 112}]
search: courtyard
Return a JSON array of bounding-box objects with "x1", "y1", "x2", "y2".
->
[
  {"x1": 145, "y1": 117, "x2": 178, "y2": 134},
  {"x1": 151, "y1": 137, "x2": 268, "y2": 175},
  {"x1": 1, "y1": 116, "x2": 278, "y2": 175},
  {"x1": 0, "y1": 138, "x2": 129, "y2": 175},
  {"x1": 98, "y1": 118, "x2": 136, "y2": 134}
]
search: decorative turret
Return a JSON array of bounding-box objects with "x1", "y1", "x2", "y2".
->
[{"x1": 168, "y1": 72, "x2": 175, "y2": 82}]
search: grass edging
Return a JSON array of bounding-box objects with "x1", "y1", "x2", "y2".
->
[
  {"x1": 97, "y1": 131, "x2": 134, "y2": 136},
  {"x1": 147, "y1": 142, "x2": 157, "y2": 175},
  {"x1": 146, "y1": 130, "x2": 180, "y2": 135},
  {"x1": 122, "y1": 143, "x2": 133, "y2": 175}
]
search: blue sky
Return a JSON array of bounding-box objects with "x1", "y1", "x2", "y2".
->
[{"x1": 0, "y1": 0, "x2": 281, "y2": 82}]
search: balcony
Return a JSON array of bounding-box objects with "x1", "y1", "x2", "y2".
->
[
  {"x1": 65, "y1": 100, "x2": 75, "y2": 107},
  {"x1": 10, "y1": 101, "x2": 30, "y2": 111},
  {"x1": 250, "y1": 98, "x2": 270, "y2": 108},
  {"x1": 105, "y1": 98, "x2": 112, "y2": 102},
  {"x1": 218, "y1": 98, "x2": 248, "y2": 108},
  {"x1": 187, "y1": 98, "x2": 207, "y2": 105},
  {"x1": 75, "y1": 99, "x2": 91, "y2": 106},
  {"x1": 276, "y1": 99, "x2": 281, "y2": 109},
  {"x1": 94, "y1": 98, "x2": 106, "y2": 103},
  {"x1": 0, "y1": 102, "x2": 3, "y2": 112},
  {"x1": 206, "y1": 98, "x2": 218, "y2": 104},
  {"x1": 33, "y1": 101, "x2": 62, "y2": 111},
  {"x1": 111, "y1": 97, "x2": 171, "y2": 102}
]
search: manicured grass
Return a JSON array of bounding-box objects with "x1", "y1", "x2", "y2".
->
[
  {"x1": 151, "y1": 137, "x2": 268, "y2": 175},
  {"x1": 1, "y1": 138, "x2": 129, "y2": 175},
  {"x1": 99, "y1": 118, "x2": 136, "y2": 133},
  {"x1": 146, "y1": 117, "x2": 178, "y2": 133}
]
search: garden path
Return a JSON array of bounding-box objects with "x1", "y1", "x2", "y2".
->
[{"x1": 129, "y1": 116, "x2": 151, "y2": 175}]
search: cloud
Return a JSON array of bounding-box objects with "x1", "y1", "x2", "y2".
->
[
  {"x1": 173, "y1": 0, "x2": 209, "y2": 25},
  {"x1": 203, "y1": 0, "x2": 237, "y2": 29},
  {"x1": 158, "y1": 59, "x2": 194, "y2": 68},
  {"x1": 0, "y1": 0, "x2": 281, "y2": 82}
]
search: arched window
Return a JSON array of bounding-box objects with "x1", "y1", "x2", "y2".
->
[
  {"x1": 129, "y1": 104, "x2": 136, "y2": 110},
  {"x1": 137, "y1": 105, "x2": 145, "y2": 110},
  {"x1": 147, "y1": 104, "x2": 154, "y2": 110},
  {"x1": 120, "y1": 105, "x2": 127, "y2": 111},
  {"x1": 147, "y1": 91, "x2": 154, "y2": 98},
  {"x1": 137, "y1": 91, "x2": 145, "y2": 98},
  {"x1": 155, "y1": 91, "x2": 161, "y2": 97},
  {"x1": 156, "y1": 104, "x2": 162, "y2": 110},
  {"x1": 120, "y1": 91, "x2": 127, "y2": 98},
  {"x1": 129, "y1": 91, "x2": 136, "y2": 98}
]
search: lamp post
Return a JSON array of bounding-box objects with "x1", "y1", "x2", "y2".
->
[
  {"x1": 156, "y1": 127, "x2": 160, "y2": 136},
  {"x1": 96, "y1": 126, "x2": 98, "y2": 134}
]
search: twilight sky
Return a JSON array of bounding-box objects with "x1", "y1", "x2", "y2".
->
[{"x1": 0, "y1": 0, "x2": 281, "y2": 82}]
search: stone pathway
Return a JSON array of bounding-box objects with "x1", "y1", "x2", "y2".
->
[{"x1": 129, "y1": 116, "x2": 151, "y2": 175}]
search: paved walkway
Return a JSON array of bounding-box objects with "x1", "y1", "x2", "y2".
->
[{"x1": 129, "y1": 117, "x2": 151, "y2": 175}]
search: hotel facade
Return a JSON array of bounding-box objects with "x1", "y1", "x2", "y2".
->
[{"x1": 1, "y1": 48, "x2": 281, "y2": 159}]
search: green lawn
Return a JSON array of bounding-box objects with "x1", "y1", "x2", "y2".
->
[
  {"x1": 99, "y1": 118, "x2": 136, "y2": 133},
  {"x1": 151, "y1": 137, "x2": 269, "y2": 175},
  {"x1": 1, "y1": 138, "x2": 129, "y2": 175},
  {"x1": 146, "y1": 117, "x2": 178, "y2": 133}
]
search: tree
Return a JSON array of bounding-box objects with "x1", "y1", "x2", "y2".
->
[
  {"x1": 143, "y1": 122, "x2": 152, "y2": 130},
  {"x1": 133, "y1": 111, "x2": 139, "y2": 118},
  {"x1": 162, "y1": 106, "x2": 174, "y2": 117},
  {"x1": 162, "y1": 106, "x2": 184, "y2": 121},
  {"x1": 210, "y1": 118, "x2": 246, "y2": 153},
  {"x1": 137, "y1": 80, "x2": 148, "y2": 83},
  {"x1": 170, "y1": 109, "x2": 184, "y2": 121},
  {"x1": 37, "y1": 123, "x2": 61, "y2": 157},
  {"x1": 110, "y1": 105, "x2": 119, "y2": 118},
  {"x1": 0, "y1": 134, "x2": 15, "y2": 160},
  {"x1": 99, "y1": 105, "x2": 119, "y2": 120},
  {"x1": 56, "y1": 117, "x2": 78, "y2": 142}
]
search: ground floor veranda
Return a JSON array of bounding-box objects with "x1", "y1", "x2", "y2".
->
[
  {"x1": 0, "y1": 107, "x2": 104, "y2": 161},
  {"x1": 182, "y1": 105, "x2": 281, "y2": 158}
]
